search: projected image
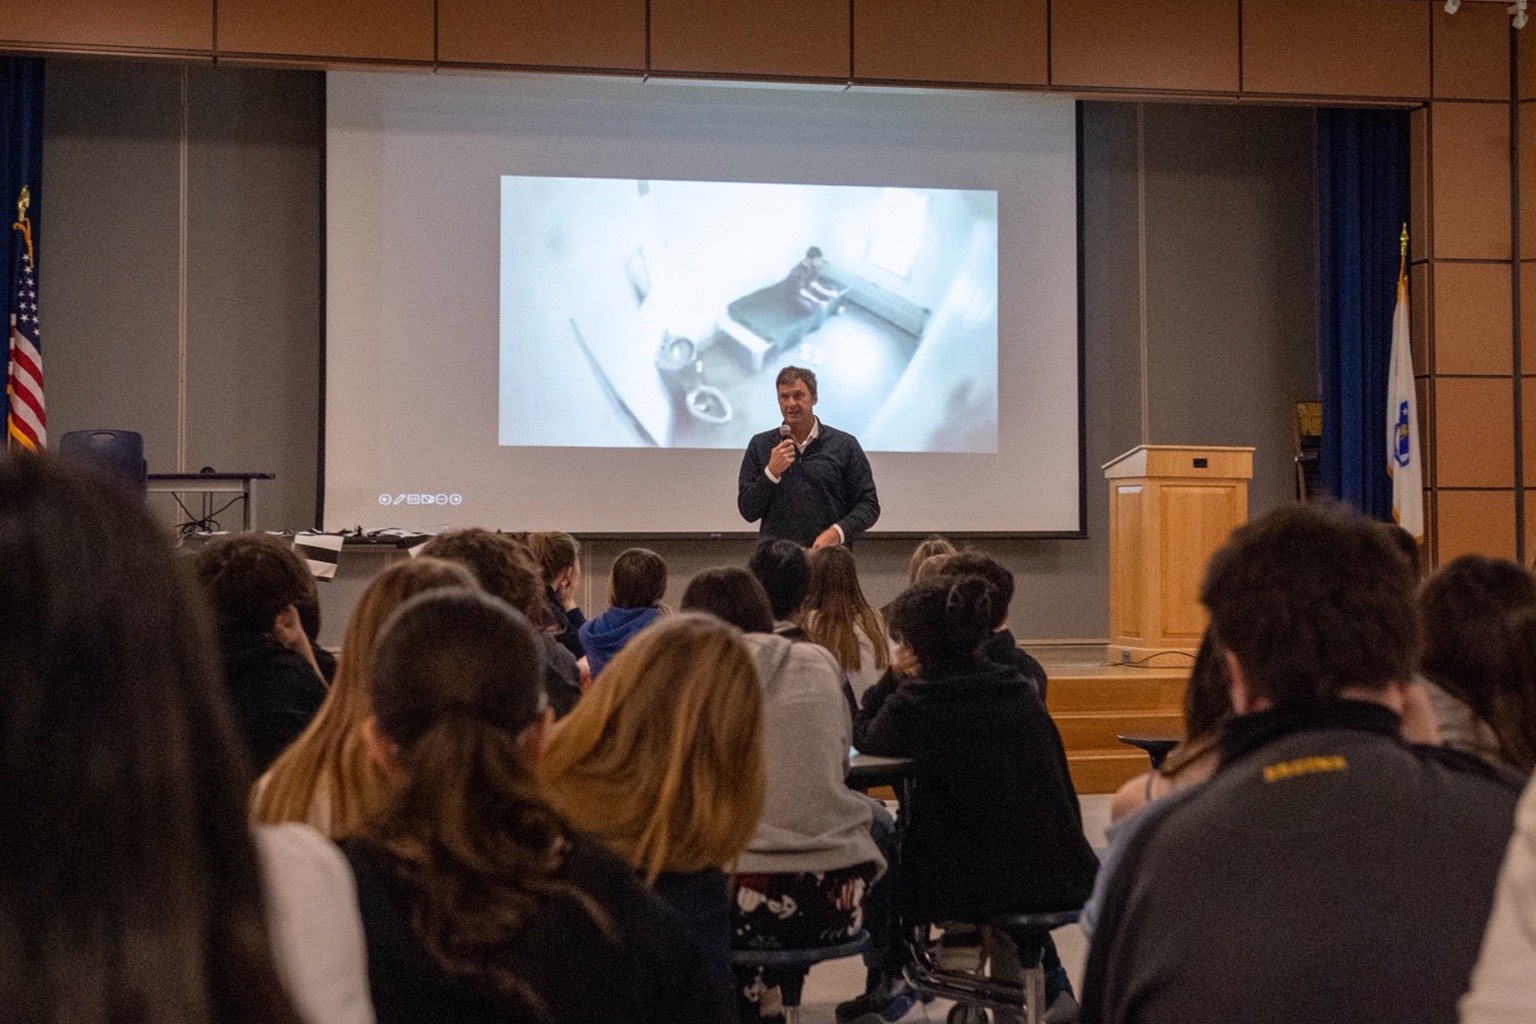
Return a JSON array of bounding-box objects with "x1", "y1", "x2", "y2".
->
[{"x1": 498, "y1": 177, "x2": 998, "y2": 452}]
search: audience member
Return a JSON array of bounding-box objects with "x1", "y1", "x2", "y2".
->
[
  {"x1": 344, "y1": 589, "x2": 727, "y2": 1023},
  {"x1": 1108, "y1": 631, "x2": 1230, "y2": 824},
  {"x1": 419, "y1": 528, "x2": 583, "y2": 716},
  {"x1": 194, "y1": 532, "x2": 328, "y2": 773},
  {"x1": 251, "y1": 557, "x2": 478, "y2": 836},
  {"x1": 1460, "y1": 773, "x2": 1536, "y2": 1023},
  {"x1": 856, "y1": 576, "x2": 1096, "y2": 1021},
  {"x1": 748, "y1": 537, "x2": 812, "y2": 638},
  {"x1": 1419, "y1": 555, "x2": 1536, "y2": 777},
  {"x1": 803, "y1": 546, "x2": 891, "y2": 703},
  {"x1": 0, "y1": 453, "x2": 372, "y2": 1024},
  {"x1": 940, "y1": 551, "x2": 1047, "y2": 701},
  {"x1": 579, "y1": 546, "x2": 667, "y2": 678},
  {"x1": 906, "y1": 534, "x2": 956, "y2": 584},
  {"x1": 681, "y1": 567, "x2": 887, "y2": 1023},
  {"x1": 296, "y1": 592, "x2": 338, "y2": 684},
  {"x1": 1080, "y1": 502, "x2": 1522, "y2": 1024},
  {"x1": 540, "y1": 614, "x2": 765, "y2": 1016},
  {"x1": 528, "y1": 530, "x2": 587, "y2": 659}
]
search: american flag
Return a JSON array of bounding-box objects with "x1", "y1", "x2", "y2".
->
[{"x1": 6, "y1": 226, "x2": 42, "y2": 451}]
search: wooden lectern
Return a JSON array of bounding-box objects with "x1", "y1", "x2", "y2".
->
[{"x1": 1104, "y1": 445, "x2": 1254, "y2": 663}]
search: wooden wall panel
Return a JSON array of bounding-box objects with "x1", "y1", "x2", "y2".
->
[
  {"x1": 1524, "y1": 379, "x2": 1536, "y2": 483},
  {"x1": 1436, "y1": 489, "x2": 1518, "y2": 562},
  {"x1": 1411, "y1": 261, "x2": 1430, "y2": 374},
  {"x1": 0, "y1": 0, "x2": 211, "y2": 52},
  {"x1": 438, "y1": 0, "x2": 645, "y2": 69},
  {"x1": 1522, "y1": 103, "x2": 1536, "y2": 258},
  {"x1": 651, "y1": 0, "x2": 850, "y2": 79},
  {"x1": 1432, "y1": 5, "x2": 1510, "y2": 101},
  {"x1": 1523, "y1": 262, "x2": 1536, "y2": 372},
  {"x1": 853, "y1": 0, "x2": 1045, "y2": 86},
  {"x1": 1522, "y1": 18, "x2": 1536, "y2": 100},
  {"x1": 217, "y1": 0, "x2": 433, "y2": 62},
  {"x1": 1411, "y1": 105, "x2": 1430, "y2": 264},
  {"x1": 1432, "y1": 262, "x2": 1513, "y2": 375},
  {"x1": 1434, "y1": 377, "x2": 1514, "y2": 488},
  {"x1": 1050, "y1": 0, "x2": 1238, "y2": 93},
  {"x1": 1431, "y1": 101, "x2": 1513, "y2": 260},
  {"x1": 1242, "y1": 0, "x2": 1430, "y2": 98}
]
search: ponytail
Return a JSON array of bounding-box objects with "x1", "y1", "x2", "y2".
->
[{"x1": 890, "y1": 575, "x2": 996, "y2": 664}]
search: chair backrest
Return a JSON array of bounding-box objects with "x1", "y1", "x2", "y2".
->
[{"x1": 59, "y1": 429, "x2": 147, "y2": 493}]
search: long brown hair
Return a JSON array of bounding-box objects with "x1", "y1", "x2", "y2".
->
[
  {"x1": 527, "y1": 531, "x2": 579, "y2": 585},
  {"x1": 804, "y1": 546, "x2": 890, "y2": 674},
  {"x1": 360, "y1": 589, "x2": 607, "y2": 1017},
  {"x1": 251, "y1": 556, "x2": 477, "y2": 835},
  {"x1": 0, "y1": 453, "x2": 301, "y2": 1024},
  {"x1": 540, "y1": 614, "x2": 766, "y2": 882}
]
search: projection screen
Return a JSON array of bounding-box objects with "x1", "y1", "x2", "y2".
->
[{"x1": 325, "y1": 72, "x2": 1081, "y2": 535}]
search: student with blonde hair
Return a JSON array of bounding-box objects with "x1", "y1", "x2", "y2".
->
[
  {"x1": 907, "y1": 534, "x2": 956, "y2": 584},
  {"x1": 252, "y1": 556, "x2": 477, "y2": 837},
  {"x1": 803, "y1": 546, "x2": 890, "y2": 703},
  {"x1": 540, "y1": 614, "x2": 766, "y2": 1010}
]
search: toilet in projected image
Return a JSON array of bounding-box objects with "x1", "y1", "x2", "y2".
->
[{"x1": 655, "y1": 333, "x2": 733, "y2": 425}]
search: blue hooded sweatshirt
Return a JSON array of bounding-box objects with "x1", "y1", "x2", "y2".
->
[{"x1": 578, "y1": 605, "x2": 662, "y2": 679}]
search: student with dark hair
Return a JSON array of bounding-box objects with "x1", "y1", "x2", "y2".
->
[
  {"x1": 527, "y1": 530, "x2": 587, "y2": 658},
  {"x1": 941, "y1": 551, "x2": 1047, "y2": 700},
  {"x1": 748, "y1": 537, "x2": 812, "y2": 637},
  {"x1": 343, "y1": 588, "x2": 725, "y2": 1024},
  {"x1": 680, "y1": 566, "x2": 776, "y2": 635},
  {"x1": 856, "y1": 576, "x2": 1096, "y2": 1021},
  {"x1": 1082, "y1": 502, "x2": 1521, "y2": 1024},
  {"x1": 1418, "y1": 554, "x2": 1536, "y2": 776},
  {"x1": 579, "y1": 547, "x2": 668, "y2": 679},
  {"x1": 0, "y1": 454, "x2": 372, "y2": 1024},
  {"x1": 194, "y1": 533, "x2": 328, "y2": 773},
  {"x1": 296, "y1": 596, "x2": 338, "y2": 683},
  {"x1": 420, "y1": 528, "x2": 583, "y2": 717},
  {"x1": 680, "y1": 566, "x2": 887, "y2": 1023}
]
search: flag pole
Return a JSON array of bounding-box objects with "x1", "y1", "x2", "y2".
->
[{"x1": 1399, "y1": 223, "x2": 1408, "y2": 283}]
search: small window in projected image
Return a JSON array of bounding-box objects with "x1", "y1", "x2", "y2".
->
[{"x1": 865, "y1": 189, "x2": 929, "y2": 279}]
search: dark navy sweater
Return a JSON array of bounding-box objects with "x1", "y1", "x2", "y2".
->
[{"x1": 736, "y1": 423, "x2": 880, "y2": 546}]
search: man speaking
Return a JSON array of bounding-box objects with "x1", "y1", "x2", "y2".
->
[{"x1": 738, "y1": 366, "x2": 879, "y2": 548}]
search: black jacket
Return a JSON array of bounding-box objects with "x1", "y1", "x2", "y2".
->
[
  {"x1": 854, "y1": 655, "x2": 1097, "y2": 923},
  {"x1": 737, "y1": 423, "x2": 879, "y2": 546},
  {"x1": 1081, "y1": 700, "x2": 1522, "y2": 1024},
  {"x1": 219, "y1": 629, "x2": 327, "y2": 774},
  {"x1": 982, "y1": 628, "x2": 1048, "y2": 702},
  {"x1": 544, "y1": 589, "x2": 586, "y2": 660},
  {"x1": 343, "y1": 834, "x2": 731, "y2": 1024}
]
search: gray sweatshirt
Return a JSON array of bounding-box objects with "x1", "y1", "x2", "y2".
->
[{"x1": 736, "y1": 633, "x2": 886, "y2": 877}]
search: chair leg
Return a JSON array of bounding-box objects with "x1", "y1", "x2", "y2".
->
[{"x1": 1023, "y1": 965, "x2": 1046, "y2": 1024}]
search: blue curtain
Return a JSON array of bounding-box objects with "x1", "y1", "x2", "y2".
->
[
  {"x1": 1317, "y1": 109, "x2": 1410, "y2": 519},
  {"x1": 0, "y1": 57, "x2": 44, "y2": 442}
]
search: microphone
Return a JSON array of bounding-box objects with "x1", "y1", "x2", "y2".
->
[{"x1": 778, "y1": 423, "x2": 793, "y2": 439}]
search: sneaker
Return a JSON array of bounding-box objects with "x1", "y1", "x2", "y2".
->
[{"x1": 835, "y1": 981, "x2": 925, "y2": 1024}]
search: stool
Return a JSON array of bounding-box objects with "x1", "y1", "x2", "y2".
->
[
  {"x1": 1117, "y1": 733, "x2": 1181, "y2": 771},
  {"x1": 732, "y1": 930, "x2": 871, "y2": 1024},
  {"x1": 907, "y1": 910, "x2": 1082, "y2": 1024}
]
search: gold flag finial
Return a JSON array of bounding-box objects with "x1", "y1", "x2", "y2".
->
[
  {"x1": 1399, "y1": 223, "x2": 1409, "y2": 279},
  {"x1": 14, "y1": 186, "x2": 34, "y2": 261}
]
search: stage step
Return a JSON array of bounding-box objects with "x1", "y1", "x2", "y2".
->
[
  {"x1": 1041, "y1": 660, "x2": 1192, "y2": 794},
  {"x1": 1053, "y1": 710, "x2": 1183, "y2": 751},
  {"x1": 1068, "y1": 748, "x2": 1159, "y2": 795}
]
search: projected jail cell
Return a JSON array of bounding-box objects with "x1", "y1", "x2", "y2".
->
[{"x1": 498, "y1": 177, "x2": 999, "y2": 454}]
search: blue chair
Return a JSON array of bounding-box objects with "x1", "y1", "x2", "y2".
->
[
  {"x1": 732, "y1": 930, "x2": 871, "y2": 1024},
  {"x1": 59, "y1": 429, "x2": 147, "y2": 493},
  {"x1": 906, "y1": 909, "x2": 1082, "y2": 1024}
]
